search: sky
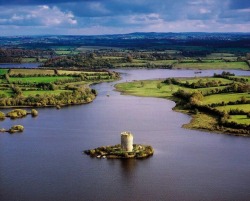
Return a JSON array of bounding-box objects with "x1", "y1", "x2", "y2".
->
[{"x1": 0, "y1": 0, "x2": 249, "y2": 35}]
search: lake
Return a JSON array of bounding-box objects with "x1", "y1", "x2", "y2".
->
[{"x1": 1, "y1": 69, "x2": 250, "y2": 201}]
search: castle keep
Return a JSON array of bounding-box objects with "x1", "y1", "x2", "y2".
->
[{"x1": 121, "y1": 131, "x2": 133, "y2": 152}]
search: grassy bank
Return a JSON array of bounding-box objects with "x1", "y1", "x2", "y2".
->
[{"x1": 115, "y1": 74, "x2": 250, "y2": 136}]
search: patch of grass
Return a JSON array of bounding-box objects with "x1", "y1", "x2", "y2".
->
[
  {"x1": 76, "y1": 46, "x2": 121, "y2": 52},
  {"x1": 0, "y1": 69, "x2": 8, "y2": 75},
  {"x1": 195, "y1": 86, "x2": 228, "y2": 95},
  {"x1": 151, "y1": 60, "x2": 176, "y2": 65},
  {"x1": 21, "y1": 57, "x2": 48, "y2": 63},
  {"x1": 115, "y1": 80, "x2": 179, "y2": 99},
  {"x1": 183, "y1": 113, "x2": 218, "y2": 131},
  {"x1": 228, "y1": 115, "x2": 250, "y2": 125},
  {"x1": 216, "y1": 104, "x2": 250, "y2": 113},
  {"x1": 115, "y1": 62, "x2": 147, "y2": 67},
  {"x1": 10, "y1": 69, "x2": 55, "y2": 75},
  {"x1": 9, "y1": 76, "x2": 74, "y2": 83},
  {"x1": 202, "y1": 93, "x2": 250, "y2": 105},
  {"x1": 207, "y1": 53, "x2": 235, "y2": 57},
  {"x1": 179, "y1": 77, "x2": 233, "y2": 84},
  {"x1": 22, "y1": 90, "x2": 70, "y2": 96},
  {"x1": 165, "y1": 50, "x2": 181, "y2": 54},
  {"x1": 21, "y1": 58, "x2": 38, "y2": 62},
  {"x1": 55, "y1": 50, "x2": 72, "y2": 55},
  {"x1": 173, "y1": 61, "x2": 249, "y2": 70},
  {"x1": 0, "y1": 90, "x2": 12, "y2": 96},
  {"x1": 57, "y1": 70, "x2": 108, "y2": 75},
  {"x1": 100, "y1": 56, "x2": 124, "y2": 59}
]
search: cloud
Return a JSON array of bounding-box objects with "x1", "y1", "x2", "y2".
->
[
  {"x1": 0, "y1": 0, "x2": 86, "y2": 5},
  {"x1": 0, "y1": 5, "x2": 77, "y2": 26},
  {"x1": 0, "y1": 0, "x2": 249, "y2": 35}
]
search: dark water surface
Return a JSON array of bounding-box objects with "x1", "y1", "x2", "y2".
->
[
  {"x1": 0, "y1": 63, "x2": 41, "y2": 68},
  {"x1": 1, "y1": 69, "x2": 250, "y2": 201}
]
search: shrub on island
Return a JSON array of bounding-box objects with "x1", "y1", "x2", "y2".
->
[
  {"x1": 0, "y1": 111, "x2": 5, "y2": 120},
  {"x1": 8, "y1": 125, "x2": 24, "y2": 133},
  {"x1": 31, "y1": 109, "x2": 38, "y2": 117},
  {"x1": 6, "y1": 109, "x2": 27, "y2": 119}
]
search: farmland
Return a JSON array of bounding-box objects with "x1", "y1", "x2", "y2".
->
[
  {"x1": 41, "y1": 51, "x2": 250, "y2": 70},
  {"x1": 173, "y1": 61, "x2": 249, "y2": 70},
  {"x1": 0, "y1": 68, "x2": 119, "y2": 108}
]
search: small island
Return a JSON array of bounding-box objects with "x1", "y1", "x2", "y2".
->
[
  {"x1": 0, "y1": 125, "x2": 24, "y2": 134},
  {"x1": 84, "y1": 132, "x2": 154, "y2": 159}
]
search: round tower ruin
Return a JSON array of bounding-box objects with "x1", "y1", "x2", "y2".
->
[{"x1": 121, "y1": 131, "x2": 133, "y2": 152}]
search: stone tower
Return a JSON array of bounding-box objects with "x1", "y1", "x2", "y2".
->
[{"x1": 121, "y1": 131, "x2": 133, "y2": 152}]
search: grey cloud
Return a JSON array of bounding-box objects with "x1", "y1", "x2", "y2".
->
[{"x1": 0, "y1": 0, "x2": 249, "y2": 34}]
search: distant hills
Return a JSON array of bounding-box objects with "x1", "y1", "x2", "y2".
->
[{"x1": 0, "y1": 32, "x2": 249, "y2": 51}]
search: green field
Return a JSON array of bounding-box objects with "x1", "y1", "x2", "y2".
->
[
  {"x1": 115, "y1": 62, "x2": 147, "y2": 67},
  {"x1": 21, "y1": 58, "x2": 48, "y2": 62},
  {"x1": 110, "y1": 58, "x2": 249, "y2": 70},
  {"x1": 55, "y1": 50, "x2": 73, "y2": 55},
  {"x1": 173, "y1": 61, "x2": 249, "y2": 70},
  {"x1": 100, "y1": 56, "x2": 124, "y2": 59},
  {"x1": 228, "y1": 115, "x2": 250, "y2": 124},
  {"x1": 76, "y1": 46, "x2": 122, "y2": 52},
  {"x1": 9, "y1": 76, "x2": 75, "y2": 83},
  {"x1": 22, "y1": 90, "x2": 71, "y2": 96},
  {"x1": 151, "y1": 60, "x2": 176, "y2": 66},
  {"x1": 216, "y1": 104, "x2": 250, "y2": 113},
  {"x1": 179, "y1": 77, "x2": 233, "y2": 84},
  {"x1": 202, "y1": 93, "x2": 250, "y2": 105},
  {"x1": 10, "y1": 69, "x2": 55, "y2": 75},
  {"x1": 0, "y1": 89, "x2": 12, "y2": 96},
  {"x1": 116, "y1": 80, "x2": 177, "y2": 99},
  {"x1": 206, "y1": 53, "x2": 236, "y2": 58},
  {"x1": 165, "y1": 50, "x2": 181, "y2": 54},
  {"x1": 0, "y1": 69, "x2": 8, "y2": 75},
  {"x1": 57, "y1": 70, "x2": 108, "y2": 75}
]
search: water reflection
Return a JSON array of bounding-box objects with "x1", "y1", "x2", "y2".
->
[{"x1": 119, "y1": 159, "x2": 137, "y2": 175}]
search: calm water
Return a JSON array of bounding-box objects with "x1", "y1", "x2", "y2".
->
[
  {"x1": 0, "y1": 63, "x2": 40, "y2": 68},
  {"x1": 1, "y1": 69, "x2": 250, "y2": 201}
]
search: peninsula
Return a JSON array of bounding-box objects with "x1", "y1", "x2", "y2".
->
[
  {"x1": 115, "y1": 72, "x2": 250, "y2": 136},
  {"x1": 0, "y1": 68, "x2": 119, "y2": 108}
]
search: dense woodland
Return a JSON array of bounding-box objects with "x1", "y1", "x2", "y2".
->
[
  {"x1": 0, "y1": 48, "x2": 54, "y2": 63},
  {"x1": 42, "y1": 51, "x2": 250, "y2": 69}
]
